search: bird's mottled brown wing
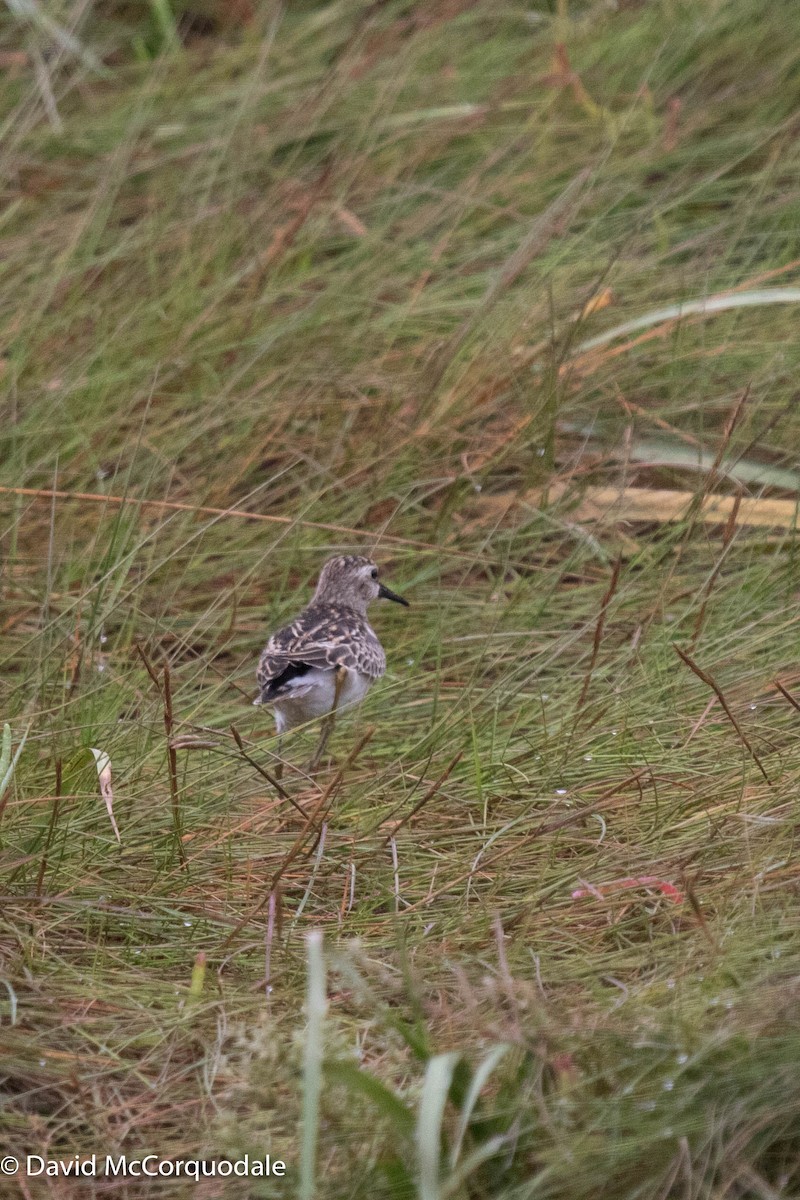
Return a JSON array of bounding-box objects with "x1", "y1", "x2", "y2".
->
[{"x1": 256, "y1": 604, "x2": 385, "y2": 702}]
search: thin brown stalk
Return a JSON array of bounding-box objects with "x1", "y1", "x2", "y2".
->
[
  {"x1": 690, "y1": 491, "x2": 741, "y2": 650},
  {"x1": 649, "y1": 385, "x2": 752, "y2": 612},
  {"x1": 134, "y1": 641, "x2": 162, "y2": 693},
  {"x1": 681, "y1": 874, "x2": 718, "y2": 949},
  {"x1": 229, "y1": 723, "x2": 304, "y2": 812},
  {"x1": 264, "y1": 889, "x2": 280, "y2": 997},
  {"x1": 673, "y1": 645, "x2": 770, "y2": 784},
  {"x1": 68, "y1": 606, "x2": 83, "y2": 692},
  {"x1": 730, "y1": 391, "x2": 796, "y2": 473},
  {"x1": 679, "y1": 385, "x2": 751, "y2": 545},
  {"x1": 683, "y1": 695, "x2": 717, "y2": 749},
  {"x1": 576, "y1": 556, "x2": 621, "y2": 711},
  {"x1": 162, "y1": 664, "x2": 186, "y2": 868},
  {"x1": 774, "y1": 679, "x2": 800, "y2": 715}
]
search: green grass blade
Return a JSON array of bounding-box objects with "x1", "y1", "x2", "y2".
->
[
  {"x1": 416, "y1": 1052, "x2": 460, "y2": 1200},
  {"x1": 449, "y1": 1043, "x2": 510, "y2": 1168},
  {"x1": 300, "y1": 930, "x2": 326, "y2": 1200}
]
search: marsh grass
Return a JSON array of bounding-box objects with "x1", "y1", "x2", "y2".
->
[{"x1": 3, "y1": 0, "x2": 800, "y2": 1196}]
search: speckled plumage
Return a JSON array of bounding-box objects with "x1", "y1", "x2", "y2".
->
[{"x1": 254, "y1": 555, "x2": 408, "y2": 736}]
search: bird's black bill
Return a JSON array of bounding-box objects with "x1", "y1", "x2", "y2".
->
[{"x1": 378, "y1": 582, "x2": 409, "y2": 607}]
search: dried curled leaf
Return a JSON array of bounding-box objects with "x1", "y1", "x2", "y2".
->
[
  {"x1": 169, "y1": 736, "x2": 218, "y2": 751},
  {"x1": 90, "y1": 747, "x2": 120, "y2": 843}
]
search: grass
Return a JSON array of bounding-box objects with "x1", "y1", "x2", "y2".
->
[{"x1": 3, "y1": 0, "x2": 800, "y2": 1195}]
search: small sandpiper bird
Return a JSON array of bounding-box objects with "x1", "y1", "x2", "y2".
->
[{"x1": 254, "y1": 555, "x2": 409, "y2": 769}]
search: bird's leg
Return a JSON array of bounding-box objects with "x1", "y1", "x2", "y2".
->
[
  {"x1": 275, "y1": 737, "x2": 284, "y2": 782},
  {"x1": 308, "y1": 666, "x2": 346, "y2": 773}
]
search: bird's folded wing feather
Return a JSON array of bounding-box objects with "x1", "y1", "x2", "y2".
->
[{"x1": 256, "y1": 606, "x2": 385, "y2": 698}]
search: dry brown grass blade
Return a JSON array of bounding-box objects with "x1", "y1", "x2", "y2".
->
[
  {"x1": 0, "y1": 484, "x2": 502, "y2": 563},
  {"x1": 673, "y1": 645, "x2": 770, "y2": 784},
  {"x1": 478, "y1": 484, "x2": 800, "y2": 529}
]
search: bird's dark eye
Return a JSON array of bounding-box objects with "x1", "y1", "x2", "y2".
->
[{"x1": 370, "y1": 568, "x2": 378, "y2": 579}]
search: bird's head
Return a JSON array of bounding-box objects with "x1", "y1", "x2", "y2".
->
[{"x1": 312, "y1": 555, "x2": 409, "y2": 613}]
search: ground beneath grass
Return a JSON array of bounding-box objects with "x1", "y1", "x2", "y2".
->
[{"x1": 3, "y1": 1, "x2": 800, "y2": 1197}]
